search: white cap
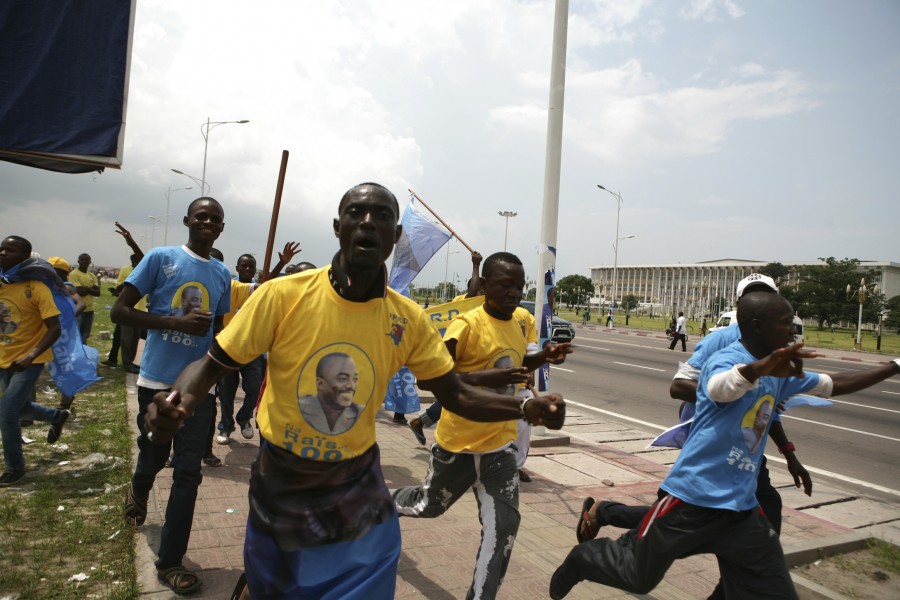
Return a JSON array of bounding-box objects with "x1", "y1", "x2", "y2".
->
[{"x1": 736, "y1": 273, "x2": 778, "y2": 298}]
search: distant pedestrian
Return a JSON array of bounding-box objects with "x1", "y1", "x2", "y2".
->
[
  {"x1": 582, "y1": 306, "x2": 591, "y2": 326},
  {"x1": 68, "y1": 253, "x2": 100, "y2": 341},
  {"x1": 669, "y1": 312, "x2": 687, "y2": 352},
  {"x1": 701, "y1": 317, "x2": 708, "y2": 337}
]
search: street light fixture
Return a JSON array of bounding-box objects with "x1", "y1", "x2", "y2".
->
[
  {"x1": 171, "y1": 169, "x2": 208, "y2": 195},
  {"x1": 200, "y1": 118, "x2": 249, "y2": 195},
  {"x1": 847, "y1": 278, "x2": 879, "y2": 351},
  {"x1": 598, "y1": 185, "x2": 635, "y2": 328},
  {"x1": 162, "y1": 186, "x2": 192, "y2": 245},
  {"x1": 498, "y1": 211, "x2": 517, "y2": 251},
  {"x1": 148, "y1": 215, "x2": 164, "y2": 247},
  {"x1": 443, "y1": 239, "x2": 460, "y2": 303}
]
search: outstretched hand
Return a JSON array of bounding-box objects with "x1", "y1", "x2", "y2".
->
[
  {"x1": 471, "y1": 367, "x2": 530, "y2": 389},
  {"x1": 543, "y1": 341, "x2": 573, "y2": 365},
  {"x1": 144, "y1": 390, "x2": 188, "y2": 444},
  {"x1": 786, "y1": 453, "x2": 813, "y2": 496},
  {"x1": 115, "y1": 221, "x2": 135, "y2": 241},
  {"x1": 174, "y1": 311, "x2": 213, "y2": 336},
  {"x1": 523, "y1": 386, "x2": 566, "y2": 429},
  {"x1": 279, "y1": 241, "x2": 301, "y2": 263}
]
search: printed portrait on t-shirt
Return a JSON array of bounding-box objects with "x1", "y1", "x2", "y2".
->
[
  {"x1": 169, "y1": 282, "x2": 208, "y2": 317},
  {"x1": 0, "y1": 301, "x2": 20, "y2": 335},
  {"x1": 740, "y1": 395, "x2": 774, "y2": 454},
  {"x1": 296, "y1": 345, "x2": 375, "y2": 436}
]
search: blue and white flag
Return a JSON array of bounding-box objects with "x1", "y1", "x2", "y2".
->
[
  {"x1": 0, "y1": 258, "x2": 100, "y2": 396},
  {"x1": 388, "y1": 194, "x2": 451, "y2": 297}
]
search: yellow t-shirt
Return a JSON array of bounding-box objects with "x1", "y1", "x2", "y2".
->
[
  {"x1": 222, "y1": 280, "x2": 254, "y2": 327},
  {"x1": 436, "y1": 306, "x2": 537, "y2": 453},
  {"x1": 0, "y1": 280, "x2": 61, "y2": 368},
  {"x1": 117, "y1": 264, "x2": 147, "y2": 311},
  {"x1": 68, "y1": 268, "x2": 98, "y2": 312},
  {"x1": 215, "y1": 267, "x2": 454, "y2": 462}
]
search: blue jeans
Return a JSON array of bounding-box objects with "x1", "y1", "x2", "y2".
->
[
  {"x1": 217, "y1": 355, "x2": 265, "y2": 432},
  {"x1": 76, "y1": 310, "x2": 94, "y2": 342},
  {"x1": 1, "y1": 363, "x2": 63, "y2": 471},
  {"x1": 132, "y1": 385, "x2": 214, "y2": 569}
]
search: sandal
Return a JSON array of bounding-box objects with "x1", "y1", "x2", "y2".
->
[
  {"x1": 229, "y1": 572, "x2": 249, "y2": 600},
  {"x1": 124, "y1": 483, "x2": 148, "y2": 526},
  {"x1": 158, "y1": 565, "x2": 203, "y2": 595},
  {"x1": 576, "y1": 497, "x2": 598, "y2": 543}
]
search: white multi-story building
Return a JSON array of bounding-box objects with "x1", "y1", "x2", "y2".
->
[{"x1": 588, "y1": 259, "x2": 900, "y2": 318}]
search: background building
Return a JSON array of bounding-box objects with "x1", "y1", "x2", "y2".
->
[{"x1": 588, "y1": 259, "x2": 900, "y2": 319}]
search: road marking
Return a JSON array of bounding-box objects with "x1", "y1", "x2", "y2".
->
[
  {"x1": 831, "y1": 398, "x2": 900, "y2": 413},
  {"x1": 780, "y1": 415, "x2": 900, "y2": 442},
  {"x1": 613, "y1": 361, "x2": 666, "y2": 372},
  {"x1": 565, "y1": 399, "x2": 900, "y2": 498},
  {"x1": 564, "y1": 400, "x2": 666, "y2": 430},
  {"x1": 550, "y1": 366, "x2": 574, "y2": 372},
  {"x1": 576, "y1": 344, "x2": 610, "y2": 351},
  {"x1": 883, "y1": 391, "x2": 900, "y2": 396},
  {"x1": 764, "y1": 456, "x2": 900, "y2": 498}
]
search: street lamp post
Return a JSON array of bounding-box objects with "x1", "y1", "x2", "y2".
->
[
  {"x1": 200, "y1": 118, "x2": 249, "y2": 195},
  {"x1": 847, "y1": 278, "x2": 879, "y2": 351},
  {"x1": 442, "y1": 240, "x2": 459, "y2": 302},
  {"x1": 171, "y1": 169, "x2": 207, "y2": 195},
  {"x1": 148, "y1": 215, "x2": 164, "y2": 247},
  {"x1": 597, "y1": 185, "x2": 635, "y2": 328},
  {"x1": 498, "y1": 211, "x2": 517, "y2": 251},
  {"x1": 163, "y1": 186, "x2": 192, "y2": 245}
]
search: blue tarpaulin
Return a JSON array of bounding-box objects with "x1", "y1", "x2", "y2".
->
[{"x1": 0, "y1": 0, "x2": 135, "y2": 173}]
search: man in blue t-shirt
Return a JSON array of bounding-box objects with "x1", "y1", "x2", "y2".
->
[
  {"x1": 551, "y1": 292, "x2": 900, "y2": 599},
  {"x1": 111, "y1": 197, "x2": 231, "y2": 596}
]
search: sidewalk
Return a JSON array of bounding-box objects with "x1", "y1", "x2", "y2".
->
[{"x1": 126, "y1": 375, "x2": 864, "y2": 599}]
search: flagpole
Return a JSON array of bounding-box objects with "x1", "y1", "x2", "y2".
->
[
  {"x1": 407, "y1": 188, "x2": 475, "y2": 254},
  {"x1": 260, "y1": 150, "x2": 289, "y2": 282}
]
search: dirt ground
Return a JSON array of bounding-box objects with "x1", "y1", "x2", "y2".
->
[{"x1": 793, "y1": 547, "x2": 900, "y2": 599}]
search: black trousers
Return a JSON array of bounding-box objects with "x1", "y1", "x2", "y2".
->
[
  {"x1": 551, "y1": 494, "x2": 797, "y2": 599},
  {"x1": 669, "y1": 333, "x2": 686, "y2": 351}
]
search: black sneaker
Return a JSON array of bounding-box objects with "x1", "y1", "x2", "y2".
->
[
  {"x1": 0, "y1": 470, "x2": 25, "y2": 487},
  {"x1": 102, "y1": 359, "x2": 118, "y2": 368},
  {"x1": 124, "y1": 364, "x2": 141, "y2": 374},
  {"x1": 47, "y1": 409, "x2": 71, "y2": 444},
  {"x1": 202, "y1": 454, "x2": 222, "y2": 467}
]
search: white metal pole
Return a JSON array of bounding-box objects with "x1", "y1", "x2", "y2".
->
[
  {"x1": 535, "y1": 0, "x2": 568, "y2": 436},
  {"x1": 201, "y1": 117, "x2": 210, "y2": 196}
]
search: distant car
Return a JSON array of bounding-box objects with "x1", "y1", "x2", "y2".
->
[{"x1": 519, "y1": 301, "x2": 576, "y2": 343}]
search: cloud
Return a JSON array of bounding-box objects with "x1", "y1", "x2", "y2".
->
[{"x1": 680, "y1": 0, "x2": 746, "y2": 22}]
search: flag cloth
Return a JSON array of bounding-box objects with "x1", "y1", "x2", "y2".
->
[
  {"x1": 0, "y1": 258, "x2": 100, "y2": 396},
  {"x1": 388, "y1": 194, "x2": 451, "y2": 297},
  {"x1": 384, "y1": 194, "x2": 452, "y2": 413}
]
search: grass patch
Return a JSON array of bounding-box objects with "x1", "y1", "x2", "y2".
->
[
  {"x1": 0, "y1": 287, "x2": 139, "y2": 599},
  {"x1": 869, "y1": 538, "x2": 900, "y2": 574}
]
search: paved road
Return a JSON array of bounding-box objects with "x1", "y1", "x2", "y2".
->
[{"x1": 551, "y1": 326, "x2": 900, "y2": 500}]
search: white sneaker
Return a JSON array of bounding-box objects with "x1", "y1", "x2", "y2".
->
[
  {"x1": 215, "y1": 431, "x2": 231, "y2": 445},
  {"x1": 240, "y1": 422, "x2": 254, "y2": 440}
]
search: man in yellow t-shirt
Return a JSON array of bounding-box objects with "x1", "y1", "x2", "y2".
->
[
  {"x1": 139, "y1": 184, "x2": 567, "y2": 599},
  {"x1": 393, "y1": 251, "x2": 573, "y2": 599},
  {"x1": 0, "y1": 236, "x2": 72, "y2": 486},
  {"x1": 67, "y1": 253, "x2": 100, "y2": 341}
]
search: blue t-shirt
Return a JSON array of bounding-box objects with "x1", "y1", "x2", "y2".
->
[
  {"x1": 661, "y1": 341, "x2": 820, "y2": 511},
  {"x1": 126, "y1": 246, "x2": 231, "y2": 385},
  {"x1": 687, "y1": 324, "x2": 740, "y2": 369}
]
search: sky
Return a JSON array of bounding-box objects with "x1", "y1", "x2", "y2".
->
[{"x1": 2, "y1": 0, "x2": 898, "y2": 290}]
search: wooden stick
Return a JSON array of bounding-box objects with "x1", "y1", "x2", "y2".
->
[
  {"x1": 407, "y1": 188, "x2": 475, "y2": 254},
  {"x1": 260, "y1": 150, "x2": 289, "y2": 282}
]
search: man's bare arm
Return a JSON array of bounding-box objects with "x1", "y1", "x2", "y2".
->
[{"x1": 830, "y1": 361, "x2": 900, "y2": 396}]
